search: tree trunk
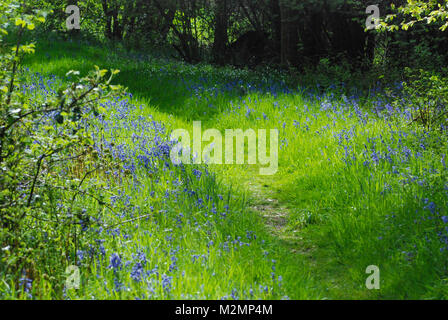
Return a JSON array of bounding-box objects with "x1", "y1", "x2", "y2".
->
[
  {"x1": 269, "y1": 0, "x2": 281, "y2": 59},
  {"x1": 102, "y1": 0, "x2": 112, "y2": 39},
  {"x1": 213, "y1": 0, "x2": 229, "y2": 65},
  {"x1": 279, "y1": 0, "x2": 299, "y2": 67}
]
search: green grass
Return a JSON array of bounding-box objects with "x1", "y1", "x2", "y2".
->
[{"x1": 2, "y1": 38, "x2": 448, "y2": 299}]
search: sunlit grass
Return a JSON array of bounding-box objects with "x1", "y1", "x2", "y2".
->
[{"x1": 6, "y1": 38, "x2": 448, "y2": 300}]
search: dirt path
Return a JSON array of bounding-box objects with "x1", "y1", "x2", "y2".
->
[
  {"x1": 241, "y1": 168, "x2": 316, "y2": 256},
  {"x1": 247, "y1": 178, "x2": 289, "y2": 235}
]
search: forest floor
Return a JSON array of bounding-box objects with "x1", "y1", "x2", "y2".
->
[{"x1": 15, "y1": 38, "x2": 448, "y2": 299}]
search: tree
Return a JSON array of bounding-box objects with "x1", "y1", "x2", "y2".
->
[
  {"x1": 379, "y1": 0, "x2": 448, "y2": 31},
  {"x1": 279, "y1": 0, "x2": 299, "y2": 67},
  {"x1": 212, "y1": 0, "x2": 230, "y2": 65},
  {"x1": 0, "y1": 0, "x2": 124, "y2": 288}
]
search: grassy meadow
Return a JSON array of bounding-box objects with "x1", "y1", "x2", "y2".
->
[{"x1": 2, "y1": 38, "x2": 448, "y2": 300}]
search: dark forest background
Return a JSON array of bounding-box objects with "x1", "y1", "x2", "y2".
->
[{"x1": 30, "y1": 0, "x2": 448, "y2": 80}]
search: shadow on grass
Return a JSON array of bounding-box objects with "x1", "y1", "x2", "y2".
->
[{"x1": 24, "y1": 39, "x2": 288, "y2": 123}]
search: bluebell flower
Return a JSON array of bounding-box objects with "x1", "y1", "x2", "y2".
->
[
  {"x1": 192, "y1": 169, "x2": 202, "y2": 179},
  {"x1": 161, "y1": 274, "x2": 173, "y2": 292},
  {"x1": 19, "y1": 274, "x2": 33, "y2": 299},
  {"x1": 231, "y1": 289, "x2": 238, "y2": 300},
  {"x1": 109, "y1": 253, "x2": 122, "y2": 270},
  {"x1": 77, "y1": 250, "x2": 85, "y2": 262},
  {"x1": 131, "y1": 262, "x2": 144, "y2": 282}
]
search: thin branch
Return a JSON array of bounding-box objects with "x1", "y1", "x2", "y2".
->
[
  {"x1": 5, "y1": 26, "x2": 24, "y2": 106},
  {"x1": 104, "y1": 213, "x2": 152, "y2": 230}
]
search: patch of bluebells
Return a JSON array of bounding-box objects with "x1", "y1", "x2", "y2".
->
[
  {"x1": 21, "y1": 70, "x2": 338, "y2": 299},
  {"x1": 19, "y1": 272, "x2": 33, "y2": 299},
  {"x1": 284, "y1": 85, "x2": 448, "y2": 259},
  {"x1": 109, "y1": 253, "x2": 122, "y2": 270},
  {"x1": 161, "y1": 274, "x2": 173, "y2": 293},
  {"x1": 130, "y1": 262, "x2": 144, "y2": 282}
]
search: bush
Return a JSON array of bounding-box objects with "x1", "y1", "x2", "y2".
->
[
  {"x1": 0, "y1": 1, "x2": 124, "y2": 296},
  {"x1": 401, "y1": 68, "x2": 448, "y2": 129}
]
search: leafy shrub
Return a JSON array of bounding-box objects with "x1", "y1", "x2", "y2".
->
[
  {"x1": 402, "y1": 68, "x2": 448, "y2": 129},
  {"x1": 0, "y1": 1, "x2": 124, "y2": 295}
]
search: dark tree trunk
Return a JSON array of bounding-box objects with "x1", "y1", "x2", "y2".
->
[
  {"x1": 111, "y1": 8, "x2": 122, "y2": 40},
  {"x1": 213, "y1": 0, "x2": 229, "y2": 65},
  {"x1": 279, "y1": 0, "x2": 299, "y2": 67},
  {"x1": 268, "y1": 0, "x2": 281, "y2": 58},
  {"x1": 160, "y1": 9, "x2": 176, "y2": 41},
  {"x1": 300, "y1": 7, "x2": 329, "y2": 66},
  {"x1": 102, "y1": 0, "x2": 112, "y2": 39}
]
